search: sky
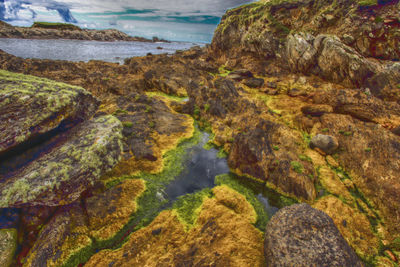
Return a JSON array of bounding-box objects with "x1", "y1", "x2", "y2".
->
[{"x1": 0, "y1": 0, "x2": 253, "y2": 42}]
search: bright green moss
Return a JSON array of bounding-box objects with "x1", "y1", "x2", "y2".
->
[
  {"x1": 215, "y1": 174, "x2": 269, "y2": 231},
  {"x1": 358, "y1": 0, "x2": 378, "y2": 7},
  {"x1": 173, "y1": 188, "x2": 213, "y2": 229},
  {"x1": 122, "y1": 121, "x2": 133, "y2": 128},
  {"x1": 299, "y1": 154, "x2": 312, "y2": 162},
  {"x1": 291, "y1": 161, "x2": 304, "y2": 174}
]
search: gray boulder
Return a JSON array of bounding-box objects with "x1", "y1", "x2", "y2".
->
[{"x1": 264, "y1": 204, "x2": 363, "y2": 267}]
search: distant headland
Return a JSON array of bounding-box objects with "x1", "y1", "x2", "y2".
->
[{"x1": 0, "y1": 21, "x2": 170, "y2": 42}]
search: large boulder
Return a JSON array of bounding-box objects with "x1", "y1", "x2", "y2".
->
[
  {"x1": 0, "y1": 115, "x2": 123, "y2": 207},
  {"x1": 264, "y1": 203, "x2": 362, "y2": 267},
  {"x1": 0, "y1": 70, "x2": 99, "y2": 154}
]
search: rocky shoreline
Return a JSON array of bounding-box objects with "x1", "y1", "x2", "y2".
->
[
  {"x1": 0, "y1": 0, "x2": 399, "y2": 266},
  {"x1": 0, "y1": 21, "x2": 169, "y2": 42}
]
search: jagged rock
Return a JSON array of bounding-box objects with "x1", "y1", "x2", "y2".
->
[
  {"x1": 0, "y1": 115, "x2": 123, "y2": 207},
  {"x1": 0, "y1": 70, "x2": 98, "y2": 154},
  {"x1": 313, "y1": 88, "x2": 400, "y2": 126},
  {"x1": 310, "y1": 134, "x2": 339, "y2": 155},
  {"x1": 264, "y1": 203, "x2": 362, "y2": 267},
  {"x1": 228, "y1": 120, "x2": 316, "y2": 201},
  {"x1": 0, "y1": 229, "x2": 17, "y2": 267}
]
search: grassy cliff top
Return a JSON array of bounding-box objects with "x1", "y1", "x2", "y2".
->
[{"x1": 31, "y1": 22, "x2": 81, "y2": 31}]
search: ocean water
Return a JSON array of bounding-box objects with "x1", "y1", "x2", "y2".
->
[{"x1": 0, "y1": 38, "x2": 203, "y2": 63}]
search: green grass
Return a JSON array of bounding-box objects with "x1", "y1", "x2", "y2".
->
[{"x1": 32, "y1": 21, "x2": 80, "y2": 30}]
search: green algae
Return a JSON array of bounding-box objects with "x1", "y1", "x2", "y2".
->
[
  {"x1": 328, "y1": 165, "x2": 382, "y2": 233},
  {"x1": 217, "y1": 149, "x2": 228, "y2": 158},
  {"x1": 173, "y1": 188, "x2": 213, "y2": 229},
  {"x1": 100, "y1": 123, "x2": 202, "y2": 250},
  {"x1": 290, "y1": 161, "x2": 304, "y2": 174},
  {"x1": 215, "y1": 174, "x2": 269, "y2": 231},
  {"x1": 59, "y1": 240, "x2": 95, "y2": 267}
]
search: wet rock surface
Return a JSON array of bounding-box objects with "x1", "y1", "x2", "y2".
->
[{"x1": 264, "y1": 203, "x2": 362, "y2": 267}]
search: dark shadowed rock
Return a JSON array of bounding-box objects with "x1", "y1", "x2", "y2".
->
[
  {"x1": 264, "y1": 203, "x2": 363, "y2": 267},
  {"x1": 0, "y1": 115, "x2": 123, "y2": 207},
  {"x1": 310, "y1": 134, "x2": 339, "y2": 155}
]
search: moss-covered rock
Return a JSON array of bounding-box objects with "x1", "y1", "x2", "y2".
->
[
  {"x1": 85, "y1": 179, "x2": 145, "y2": 243},
  {"x1": 23, "y1": 203, "x2": 93, "y2": 267},
  {"x1": 0, "y1": 115, "x2": 123, "y2": 207},
  {"x1": 84, "y1": 185, "x2": 264, "y2": 266},
  {"x1": 0, "y1": 70, "x2": 99, "y2": 154},
  {"x1": 0, "y1": 229, "x2": 17, "y2": 267},
  {"x1": 313, "y1": 195, "x2": 380, "y2": 261},
  {"x1": 23, "y1": 179, "x2": 146, "y2": 267}
]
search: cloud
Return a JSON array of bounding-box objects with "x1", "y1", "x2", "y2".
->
[
  {"x1": 0, "y1": 0, "x2": 253, "y2": 42},
  {"x1": 0, "y1": 0, "x2": 76, "y2": 23}
]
